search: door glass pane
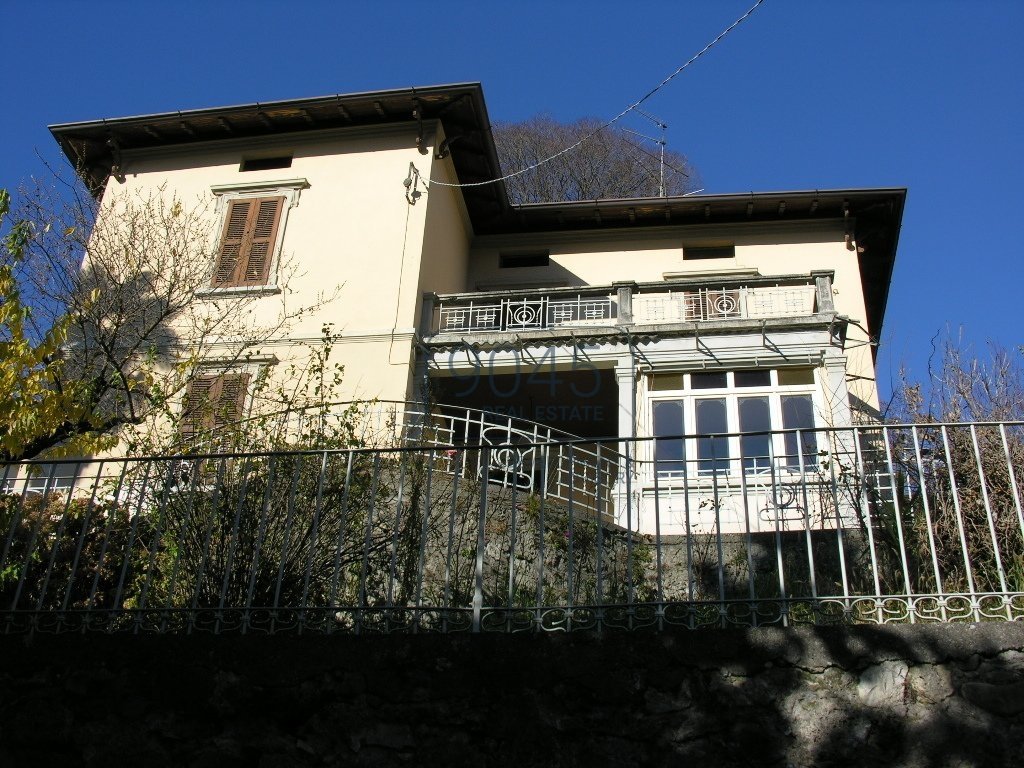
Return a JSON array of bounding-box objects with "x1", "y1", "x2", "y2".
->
[
  {"x1": 653, "y1": 401, "x2": 685, "y2": 475},
  {"x1": 782, "y1": 395, "x2": 817, "y2": 468},
  {"x1": 695, "y1": 398, "x2": 729, "y2": 474},
  {"x1": 739, "y1": 396, "x2": 772, "y2": 472}
]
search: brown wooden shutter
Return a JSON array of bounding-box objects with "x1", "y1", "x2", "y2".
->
[
  {"x1": 180, "y1": 372, "x2": 250, "y2": 443},
  {"x1": 213, "y1": 200, "x2": 252, "y2": 286},
  {"x1": 212, "y1": 372, "x2": 250, "y2": 429},
  {"x1": 211, "y1": 196, "x2": 284, "y2": 287},
  {"x1": 241, "y1": 198, "x2": 283, "y2": 285},
  {"x1": 181, "y1": 375, "x2": 217, "y2": 440}
]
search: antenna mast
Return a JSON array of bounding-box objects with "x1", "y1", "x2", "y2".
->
[{"x1": 623, "y1": 108, "x2": 669, "y2": 197}]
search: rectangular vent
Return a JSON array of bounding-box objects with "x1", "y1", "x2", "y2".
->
[
  {"x1": 240, "y1": 156, "x2": 293, "y2": 172},
  {"x1": 500, "y1": 251, "x2": 550, "y2": 269},
  {"x1": 683, "y1": 245, "x2": 735, "y2": 260}
]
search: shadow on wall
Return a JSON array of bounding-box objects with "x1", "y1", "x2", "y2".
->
[
  {"x1": 0, "y1": 624, "x2": 1021, "y2": 766},
  {"x1": 470, "y1": 254, "x2": 590, "y2": 291}
]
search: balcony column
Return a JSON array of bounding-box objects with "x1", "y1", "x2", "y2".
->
[
  {"x1": 613, "y1": 355, "x2": 639, "y2": 531},
  {"x1": 810, "y1": 271, "x2": 836, "y2": 314},
  {"x1": 613, "y1": 281, "x2": 637, "y2": 325},
  {"x1": 614, "y1": 356, "x2": 637, "y2": 440},
  {"x1": 419, "y1": 292, "x2": 437, "y2": 337},
  {"x1": 821, "y1": 350, "x2": 852, "y2": 426}
]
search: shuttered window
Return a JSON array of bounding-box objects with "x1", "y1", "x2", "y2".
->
[
  {"x1": 180, "y1": 372, "x2": 251, "y2": 442},
  {"x1": 212, "y1": 196, "x2": 284, "y2": 287}
]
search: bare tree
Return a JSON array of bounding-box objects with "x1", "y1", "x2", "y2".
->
[
  {"x1": 3, "y1": 176, "x2": 336, "y2": 460},
  {"x1": 492, "y1": 114, "x2": 699, "y2": 204},
  {"x1": 891, "y1": 337, "x2": 1024, "y2": 425},
  {"x1": 881, "y1": 336, "x2": 1024, "y2": 597}
]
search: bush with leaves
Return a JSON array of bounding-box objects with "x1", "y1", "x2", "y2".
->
[{"x1": 0, "y1": 491, "x2": 157, "y2": 629}]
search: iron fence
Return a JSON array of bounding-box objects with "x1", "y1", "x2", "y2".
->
[{"x1": 1, "y1": 422, "x2": 1022, "y2": 634}]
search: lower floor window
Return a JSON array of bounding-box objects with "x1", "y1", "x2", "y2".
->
[
  {"x1": 180, "y1": 371, "x2": 251, "y2": 447},
  {"x1": 651, "y1": 368, "x2": 818, "y2": 476}
]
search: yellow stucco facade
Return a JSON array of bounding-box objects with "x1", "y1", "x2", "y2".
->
[{"x1": 52, "y1": 84, "x2": 903, "y2": 454}]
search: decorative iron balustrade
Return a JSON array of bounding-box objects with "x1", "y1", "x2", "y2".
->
[
  {"x1": 430, "y1": 280, "x2": 819, "y2": 336},
  {"x1": 213, "y1": 401, "x2": 621, "y2": 517},
  {"x1": 437, "y1": 294, "x2": 615, "y2": 334},
  {"x1": 1, "y1": 422, "x2": 1021, "y2": 635},
  {"x1": 631, "y1": 284, "x2": 815, "y2": 324}
]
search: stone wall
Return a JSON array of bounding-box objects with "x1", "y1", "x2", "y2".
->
[{"x1": 1, "y1": 623, "x2": 1021, "y2": 767}]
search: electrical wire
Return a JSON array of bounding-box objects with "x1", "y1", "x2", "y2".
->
[{"x1": 424, "y1": 0, "x2": 766, "y2": 190}]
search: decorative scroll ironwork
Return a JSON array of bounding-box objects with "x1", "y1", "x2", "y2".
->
[
  {"x1": 437, "y1": 294, "x2": 615, "y2": 334},
  {"x1": 2, "y1": 422, "x2": 1022, "y2": 635},
  {"x1": 432, "y1": 281, "x2": 818, "y2": 336},
  {"x1": 633, "y1": 284, "x2": 815, "y2": 324}
]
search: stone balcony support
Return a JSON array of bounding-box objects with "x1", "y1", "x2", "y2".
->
[
  {"x1": 810, "y1": 270, "x2": 836, "y2": 314},
  {"x1": 613, "y1": 281, "x2": 637, "y2": 325},
  {"x1": 420, "y1": 292, "x2": 437, "y2": 337}
]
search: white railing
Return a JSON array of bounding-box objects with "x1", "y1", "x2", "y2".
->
[
  {"x1": 632, "y1": 284, "x2": 815, "y2": 324},
  {"x1": 287, "y1": 401, "x2": 621, "y2": 518},
  {"x1": 432, "y1": 282, "x2": 818, "y2": 336}
]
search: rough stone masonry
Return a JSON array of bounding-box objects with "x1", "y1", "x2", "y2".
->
[{"x1": 1, "y1": 623, "x2": 1021, "y2": 767}]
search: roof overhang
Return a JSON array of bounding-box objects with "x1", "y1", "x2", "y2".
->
[{"x1": 49, "y1": 82, "x2": 510, "y2": 226}]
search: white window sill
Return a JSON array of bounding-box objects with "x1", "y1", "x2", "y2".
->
[{"x1": 196, "y1": 285, "x2": 282, "y2": 299}]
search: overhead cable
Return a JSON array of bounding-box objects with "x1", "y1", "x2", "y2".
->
[{"x1": 424, "y1": 0, "x2": 766, "y2": 189}]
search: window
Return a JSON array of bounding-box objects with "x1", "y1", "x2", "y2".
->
[
  {"x1": 650, "y1": 368, "x2": 818, "y2": 477},
  {"x1": 180, "y1": 372, "x2": 251, "y2": 444},
  {"x1": 212, "y1": 196, "x2": 284, "y2": 288},
  {"x1": 206, "y1": 178, "x2": 308, "y2": 294}
]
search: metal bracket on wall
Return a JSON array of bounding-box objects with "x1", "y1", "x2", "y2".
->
[{"x1": 761, "y1": 320, "x2": 785, "y2": 357}]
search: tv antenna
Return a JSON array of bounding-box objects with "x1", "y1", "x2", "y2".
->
[{"x1": 622, "y1": 109, "x2": 669, "y2": 197}]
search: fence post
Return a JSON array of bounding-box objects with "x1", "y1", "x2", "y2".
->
[{"x1": 472, "y1": 447, "x2": 489, "y2": 633}]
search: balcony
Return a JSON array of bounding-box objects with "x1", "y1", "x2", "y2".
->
[{"x1": 424, "y1": 272, "x2": 832, "y2": 338}]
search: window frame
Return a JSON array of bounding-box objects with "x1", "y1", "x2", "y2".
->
[
  {"x1": 649, "y1": 368, "x2": 820, "y2": 480},
  {"x1": 201, "y1": 178, "x2": 308, "y2": 297},
  {"x1": 211, "y1": 195, "x2": 284, "y2": 288}
]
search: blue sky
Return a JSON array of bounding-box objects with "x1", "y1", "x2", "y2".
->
[{"x1": 3, "y1": 0, "x2": 1022, "y2": 400}]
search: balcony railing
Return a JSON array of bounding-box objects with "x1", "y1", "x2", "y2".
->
[
  {"x1": 631, "y1": 284, "x2": 815, "y2": 324},
  {"x1": 2, "y1": 421, "x2": 1021, "y2": 635},
  {"x1": 159, "y1": 401, "x2": 619, "y2": 517},
  {"x1": 437, "y1": 294, "x2": 615, "y2": 334},
  {"x1": 427, "y1": 273, "x2": 826, "y2": 337}
]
